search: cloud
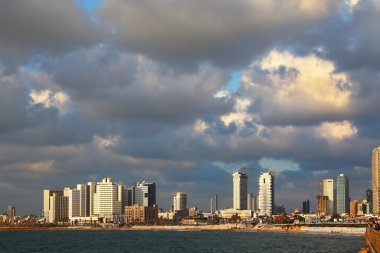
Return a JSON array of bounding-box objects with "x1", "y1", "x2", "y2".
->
[
  {"x1": 315, "y1": 120, "x2": 358, "y2": 141},
  {"x1": 0, "y1": 0, "x2": 102, "y2": 71},
  {"x1": 97, "y1": 0, "x2": 341, "y2": 67},
  {"x1": 242, "y1": 50, "x2": 355, "y2": 126}
]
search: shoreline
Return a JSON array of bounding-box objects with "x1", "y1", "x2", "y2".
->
[{"x1": 0, "y1": 224, "x2": 366, "y2": 236}]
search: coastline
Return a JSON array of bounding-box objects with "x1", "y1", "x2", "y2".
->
[{"x1": 0, "y1": 224, "x2": 366, "y2": 236}]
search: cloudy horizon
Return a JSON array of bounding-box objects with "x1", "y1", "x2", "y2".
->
[{"x1": 0, "y1": 0, "x2": 379, "y2": 215}]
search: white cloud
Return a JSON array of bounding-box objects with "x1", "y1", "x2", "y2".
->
[
  {"x1": 220, "y1": 98, "x2": 252, "y2": 127},
  {"x1": 193, "y1": 119, "x2": 208, "y2": 134},
  {"x1": 315, "y1": 120, "x2": 358, "y2": 141},
  {"x1": 29, "y1": 89, "x2": 69, "y2": 114},
  {"x1": 241, "y1": 50, "x2": 355, "y2": 124}
]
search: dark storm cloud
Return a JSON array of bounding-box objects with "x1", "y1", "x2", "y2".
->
[
  {"x1": 98, "y1": 0, "x2": 342, "y2": 68},
  {"x1": 0, "y1": 0, "x2": 102, "y2": 71},
  {"x1": 43, "y1": 45, "x2": 233, "y2": 123}
]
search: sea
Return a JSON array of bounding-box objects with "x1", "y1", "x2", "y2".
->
[{"x1": 0, "y1": 230, "x2": 363, "y2": 253}]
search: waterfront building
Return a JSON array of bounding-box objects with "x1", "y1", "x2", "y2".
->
[
  {"x1": 43, "y1": 189, "x2": 63, "y2": 221},
  {"x1": 372, "y1": 146, "x2": 380, "y2": 215},
  {"x1": 77, "y1": 184, "x2": 87, "y2": 217},
  {"x1": 94, "y1": 177, "x2": 122, "y2": 217},
  {"x1": 233, "y1": 172, "x2": 248, "y2": 210},
  {"x1": 366, "y1": 188, "x2": 373, "y2": 214},
  {"x1": 125, "y1": 204, "x2": 158, "y2": 223},
  {"x1": 323, "y1": 179, "x2": 334, "y2": 214},
  {"x1": 210, "y1": 194, "x2": 218, "y2": 214},
  {"x1": 7, "y1": 206, "x2": 15, "y2": 221},
  {"x1": 64, "y1": 187, "x2": 80, "y2": 218},
  {"x1": 218, "y1": 208, "x2": 253, "y2": 219},
  {"x1": 49, "y1": 193, "x2": 68, "y2": 223},
  {"x1": 254, "y1": 194, "x2": 259, "y2": 212},
  {"x1": 87, "y1": 182, "x2": 96, "y2": 217},
  {"x1": 258, "y1": 172, "x2": 274, "y2": 216},
  {"x1": 316, "y1": 195, "x2": 329, "y2": 214},
  {"x1": 247, "y1": 193, "x2": 254, "y2": 211},
  {"x1": 188, "y1": 207, "x2": 201, "y2": 217},
  {"x1": 134, "y1": 181, "x2": 156, "y2": 207},
  {"x1": 358, "y1": 199, "x2": 370, "y2": 215},
  {"x1": 302, "y1": 199, "x2": 310, "y2": 214},
  {"x1": 173, "y1": 192, "x2": 187, "y2": 211},
  {"x1": 350, "y1": 199, "x2": 358, "y2": 216},
  {"x1": 336, "y1": 173, "x2": 349, "y2": 215}
]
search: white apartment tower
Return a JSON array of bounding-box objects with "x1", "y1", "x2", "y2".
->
[
  {"x1": 233, "y1": 172, "x2": 248, "y2": 210},
  {"x1": 323, "y1": 179, "x2": 334, "y2": 214},
  {"x1": 173, "y1": 192, "x2": 187, "y2": 211},
  {"x1": 372, "y1": 146, "x2": 380, "y2": 215},
  {"x1": 94, "y1": 177, "x2": 122, "y2": 216},
  {"x1": 258, "y1": 172, "x2": 274, "y2": 216}
]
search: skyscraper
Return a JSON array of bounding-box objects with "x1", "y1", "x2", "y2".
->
[
  {"x1": 173, "y1": 192, "x2": 187, "y2": 211},
  {"x1": 247, "y1": 193, "x2": 254, "y2": 211},
  {"x1": 366, "y1": 188, "x2": 373, "y2": 214},
  {"x1": 336, "y1": 173, "x2": 349, "y2": 215},
  {"x1": 77, "y1": 184, "x2": 88, "y2": 217},
  {"x1": 64, "y1": 187, "x2": 80, "y2": 218},
  {"x1": 316, "y1": 195, "x2": 329, "y2": 214},
  {"x1": 49, "y1": 193, "x2": 68, "y2": 223},
  {"x1": 323, "y1": 179, "x2": 334, "y2": 214},
  {"x1": 94, "y1": 177, "x2": 122, "y2": 216},
  {"x1": 87, "y1": 182, "x2": 96, "y2": 217},
  {"x1": 134, "y1": 181, "x2": 156, "y2": 207},
  {"x1": 43, "y1": 189, "x2": 63, "y2": 221},
  {"x1": 258, "y1": 172, "x2": 274, "y2": 216},
  {"x1": 7, "y1": 206, "x2": 15, "y2": 222},
  {"x1": 210, "y1": 194, "x2": 218, "y2": 214},
  {"x1": 302, "y1": 199, "x2": 310, "y2": 214},
  {"x1": 372, "y1": 146, "x2": 380, "y2": 215},
  {"x1": 233, "y1": 172, "x2": 248, "y2": 210}
]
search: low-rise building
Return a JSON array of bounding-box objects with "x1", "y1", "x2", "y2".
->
[
  {"x1": 125, "y1": 204, "x2": 158, "y2": 223},
  {"x1": 218, "y1": 208, "x2": 253, "y2": 219}
]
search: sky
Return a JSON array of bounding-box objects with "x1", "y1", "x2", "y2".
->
[{"x1": 0, "y1": 0, "x2": 379, "y2": 215}]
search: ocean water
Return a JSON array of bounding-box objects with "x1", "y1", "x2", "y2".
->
[{"x1": 0, "y1": 230, "x2": 363, "y2": 253}]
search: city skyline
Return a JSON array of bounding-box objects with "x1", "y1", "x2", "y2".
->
[{"x1": 0, "y1": 0, "x2": 379, "y2": 215}]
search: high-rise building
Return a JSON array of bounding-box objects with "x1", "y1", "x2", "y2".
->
[
  {"x1": 7, "y1": 206, "x2": 15, "y2": 221},
  {"x1": 254, "y1": 194, "x2": 259, "y2": 212},
  {"x1": 350, "y1": 199, "x2": 358, "y2": 216},
  {"x1": 49, "y1": 193, "x2": 68, "y2": 223},
  {"x1": 210, "y1": 194, "x2": 218, "y2": 214},
  {"x1": 323, "y1": 179, "x2": 334, "y2": 214},
  {"x1": 173, "y1": 192, "x2": 187, "y2": 211},
  {"x1": 372, "y1": 146, "x2": 380, "y2": 215},
  {"x1": 43, "y1": 189, "x2": 63, "y2": 221},
  {"x1": 77, "y1": 184, "x2": 87, "y2": 217},
  {"x1": 302, "y1": 199, "x2": 310, "y2": 214},
  {"x1": 233, "y1": 172, "x2": 248, "y2": 210},
  {"x1": 258, "y1": 172, "x2": 274, "y2": 216},
  {"x1": 316, "y1": 195, "x2": 329, "y2": 214},
  {"x1": 94, "y1": 177, "x2": 122, "y2": 216},
  {"x1": 125, "y1": 204, "x2": 158, "y2": 223},
  {"x1": 366, "y1": 188, "x2": 373, "y2": 214},
  {"x1": 87, "y1": 182, "x2": 96, "y2": 217},
  {"x1": 118, "y1": 184, "x2": 133, "y2": 214},
  {"x1": 247, "y1": 193, "x2": 254, "y2": 211},
  {"x1": 134, "y1": 181, "x2": 156, "y2": 207},
  {"x1": 64, "y1": 187, "x2": 80, "y2": 218},
  {"x1": 336, "y1": 173, "x2": 349, "y2": 215}
]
